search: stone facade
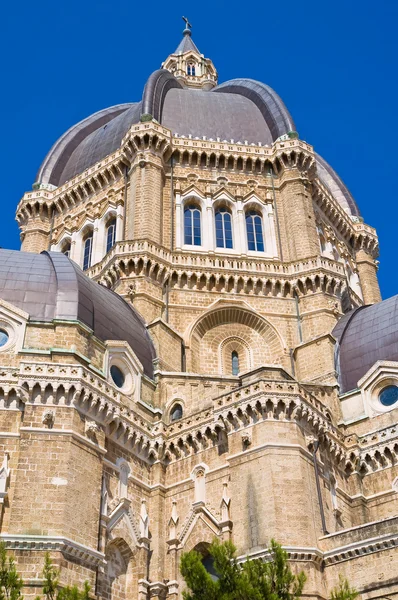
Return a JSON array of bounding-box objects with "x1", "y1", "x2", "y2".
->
[{"x1": 0, "y1": 25, "x2": 396, "y2": 600}]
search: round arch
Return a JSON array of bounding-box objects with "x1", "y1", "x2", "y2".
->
[{"x1": 186, "y1": 302, "x2": 286, "y2": 373}]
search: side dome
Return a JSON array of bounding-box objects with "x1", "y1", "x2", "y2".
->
[
  {"x1": 0, "y1": 249, "x2": 156, "y2": 378},
  {"x1": 333, "y1": 296, "x2": 398, "y2": 393}
]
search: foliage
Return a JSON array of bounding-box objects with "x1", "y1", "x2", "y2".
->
[
  {"x1": 180, "y1": 538, "x2": 306, "y2": 600},
  {"x1": 37, "y1": 553, "x2": 90, "y2": 600},
  {"x1": 330, "y1": 575, "x2": 358, "y2": 600},
  {"x1": 0, "y1": 543, "x2": 23, "y2": 600}
]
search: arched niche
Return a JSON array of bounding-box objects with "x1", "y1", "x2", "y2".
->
[
  {"x1": 100, "y1": 538, "x2": 134, "y2": 600},
  {"x1": 186, "y1": 302, "x2": 286, "y2": 374}
]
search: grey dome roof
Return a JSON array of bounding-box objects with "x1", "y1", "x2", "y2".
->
[
  {"x1": 0, "y1": 249, "x2": 156, "y2": 378},
  {"x1": 162, "y1": 88, "x2": 274, "y2": 145},
  {"x1": 35, "y1": 69, "x2": 360, "y2": 216},
  {"x1": 333, "y1": 296, "x2": 398, "y2": 393}
]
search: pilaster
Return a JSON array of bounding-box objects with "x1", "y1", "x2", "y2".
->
[
  {"x1": 355, "y1": 249, "x2": 381, "y2": 304},
  {"x1": 21, "y1": 221, "x2": 51, "y2": 253},
  {"x1": 276, "y1": 169, "x2": 319, "y2": 261}
]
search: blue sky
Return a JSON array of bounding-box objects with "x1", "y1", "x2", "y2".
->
[{"x1": 1, "y1": 0, "x2": 397, "y2": 298}]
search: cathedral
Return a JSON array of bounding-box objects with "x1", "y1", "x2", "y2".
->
[{"x1": 0, "y1": 22, "x2": 397, "y2": 600}]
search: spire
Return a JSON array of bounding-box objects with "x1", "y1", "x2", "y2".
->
[
  {"x1": 161, "y1": 19, "x2": 218, "y2": 90},
  {"x1": 175, "y1": 17, "x2": 200, "y2": 54}
]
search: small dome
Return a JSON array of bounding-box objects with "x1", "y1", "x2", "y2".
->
[
  {"x1": 333, "y1": 296, "x2": 398, "y2": 393},
  {"x1": 0, "y1": 249, "x2": 156, "y2": 378}
]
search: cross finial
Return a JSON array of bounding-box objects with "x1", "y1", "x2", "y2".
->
[{"x1": 182, "y1": 16, "x2": 192, "y2": 31}]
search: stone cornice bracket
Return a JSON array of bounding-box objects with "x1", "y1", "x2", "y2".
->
[
  {"x1": 312, "y1": 179, "x2": 357, "y2": 241},
  {"x1": 172, "y1": 135, "x2": 314, "y2": 179},
  {"x1": 92, "y1": 249, "x2": 347, "y2": 301},
  {"x1": 121, "y1": 122, "x2": 173, "y2": 165},
  {"x1": 16, "y1": 190, "x2": 54, "y2": 226},
  {"x1": 353, "y1": 223, "x2": 379, "y2": 259},
  {"x1": 17, "y1": 152, "x2": 126, "y2": 225},
  {"x1": 273, "y1": 145, "x2": 316, "y2": 180}
]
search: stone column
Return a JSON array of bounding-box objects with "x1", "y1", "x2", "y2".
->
[
  {"x1": 355, "y1": 249, "x2": 381, "y2": 304},
  {"x1": 175, "y1": 191, "x2": 182, "y2": 250},
  {"x1": 235, "y1": 199, "x2": 246, "y2": 255},
  {"x1": 263, "y1": 204, "x2": 278, "y2": 257},
  {"x1": 69, "y1": 230, "x2": 80, "y2": 264},
  {"x1": 92, "y1": 217, "x2": 104, "y2": 264},
  {"x1": 115, "y1": 203, "x2": 124, "y2": 242},
  {"x1": 204, "y1": 196, "x2": 214, "y2": 251}
]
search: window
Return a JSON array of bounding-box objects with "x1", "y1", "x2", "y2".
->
[
  {"x1": 170, "y1": 403, "x2": 183, "y2": 422},
  {"x1": 215, "y1": 208, "x2": 233, "y2": 249},
  {"x1": 106, "y1": 218, "x2": 116, "y2": 253},
  {"x1": 231, "y1": 351, "x2": 239, "y2": 375},
  {"x1": 246, "y1": 210, "x2": 264, "y2": 251},
  {"x1": 379, "y1": 385, "x2": 398, "y2": 407},
  {"x1": 187, "y1": 63, "x2": 196, "y2": 76},
  {"x1": 83, "y1": 234, "x2": 93, "y2": 271},
  {"x1": 0, "y1": 330, "x2": 9, "y2": 348},
  {"x1": 61, "y1": 241, "x2": 71, "y2": 257},
  {"x1": 202, "y1": 555, "x2": 218, "y2": 581},
  {"x1": 110, "y1": 365, "x2": 125, "y2": 389},
  {"x1": 184, "y1": 205, "x2": 201, "y2": 246}
]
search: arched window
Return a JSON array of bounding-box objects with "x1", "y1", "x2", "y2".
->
[
  {"x1": 202, "y1": 555, "x2": 218, "y2": 581},
  {"x1": 61, "y1": 240, "x2": 71, "y2": 257},
  {"x1": 170, "y1": 403, "x2": 183, "y2": 422},
  {"x1": 184, "y1": 205, "x2": 201, "y2": 246},
  {"x1": 106, "y1": 218, "x2": 116, "y2": 253},
  {"x1": 187, "y1": 63, "x2": 196, "y2": 76},
  {"x1": 231, "y1": 351, "x2": 239, "y2": 375},
  {"x1": 83, "y1": 233, "x2": 93, "y2": 271},
  {"x1": 245, "y1": 210, "x2": 264, "y2": 251},
  {"x1": 215, "y1": 208, "x2": 233, "y2": 249}
]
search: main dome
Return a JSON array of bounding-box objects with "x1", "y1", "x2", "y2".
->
[{"x1": 35, "y1": 30, "x2": 360, "y2": 217}]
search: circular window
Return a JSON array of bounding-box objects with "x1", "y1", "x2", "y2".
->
[
  {"x1": 110, "y1": 365, "x2": 125, "y2": 389},
  {"x1": 379, "y1": 385, "x2": 398, "y2": 407},
  {"x1": 0, "y1": 330, "x2": 9, "y2": 348}
]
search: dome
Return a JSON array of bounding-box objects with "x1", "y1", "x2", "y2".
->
[
  {"x1": 333, "y1": 296, "x2": 398, "y2": 393},
  {"x1": 35, "y1": 61, "x2": 360, "y2": 216},
  {"x1": 0, "y1": 249, "x2": 156, "y2": 378}
]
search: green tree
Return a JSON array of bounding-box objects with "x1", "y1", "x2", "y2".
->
[
  {"x1": 37, "y1": 554, "x2": 90, "y2": 600},
  {"x1": 0, "y1": 543, "x2": 23, "y2": 600},
  {"x1": 330, "y1": 575, "x2": 358, "y2": 600},
  {"x1": 180, "y1": 539, "x2": 306, "y2": 600}
]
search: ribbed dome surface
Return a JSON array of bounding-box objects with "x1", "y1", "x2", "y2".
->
[
  {"x1": 0, "y1": 249, "x2": 156, "y2": 378},
  {"x1": 35, "y1": 68, "x2": 360, "y2": 216},
  {"x1": 58, "y1": 103, "x2": 141, "y2": 185}
]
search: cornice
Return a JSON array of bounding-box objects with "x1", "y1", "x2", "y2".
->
[
  {"x1": 3, "y1": 356, "x2": 397, "y2": 475},
  {"x1": 0, "y1": 534, "x2": 104, "y2": 567},
  {"x1": 313, "y1": 179, "x2": 378, "y2": 256},
  {"x1": 235, "y1": 528, "x2": 398, "y2": 567},
  {"x1": 16, "y1": 130, "x2": 316, "y2": 226},
  {"x1": 87, "y1": 240, "x2": 347, "y2": 300}
]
